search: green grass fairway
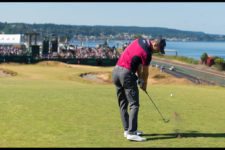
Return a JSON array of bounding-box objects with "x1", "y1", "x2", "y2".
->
[{"x1": 0, "y1": 62, "x2": 225, "y2": 147}]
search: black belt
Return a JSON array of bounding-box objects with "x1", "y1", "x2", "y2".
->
[
  {"x1": 115, "y1": 65, "x2": 129, "y2": 71},
  {"x1": 115, "y1": 65, "x2": 137, "y2": 76}
]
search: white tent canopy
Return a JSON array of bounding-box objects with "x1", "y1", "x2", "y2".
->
[{"x1": 0, "y1": 34, "x2": 22, "y2": 45}]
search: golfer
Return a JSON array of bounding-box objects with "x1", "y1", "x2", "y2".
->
[{"x1": 112, "y1": 37, "x2": 166, "y2": 142}]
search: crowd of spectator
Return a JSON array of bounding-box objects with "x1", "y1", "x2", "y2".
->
[
  {"x1": 0, "y1": 45, "x2": 27, "y2": 56},
  {"x1": 0, "y1": 44, "x2": 122, "y2": 60},
  {"x1": 71, "y1": 46, "x2": 120, "y2": 59},
  {"x1": 40, "y1": 46, "x2": 121, "y2": 59}
]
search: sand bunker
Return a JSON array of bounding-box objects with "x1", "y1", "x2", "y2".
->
[
  {"x1": 0, "y1": 68, "x2": 17, "y2": 77},
  {"x1": 80, "y1": 72, "x2": 112, "y2": 84}
]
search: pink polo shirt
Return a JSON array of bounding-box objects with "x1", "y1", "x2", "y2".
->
[{"x1": 116, "y1": 38, "x2": 152, "y2": 73}]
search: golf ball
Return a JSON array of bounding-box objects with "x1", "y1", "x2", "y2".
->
[{"x1": 170, "y1": 93, "x2": 173, "y2": 96}]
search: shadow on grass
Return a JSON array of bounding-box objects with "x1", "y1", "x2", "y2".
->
[{"x1": 143, "y1": 131, "x2": 225, "y2": 141}]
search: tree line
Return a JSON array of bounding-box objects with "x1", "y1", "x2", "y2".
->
[{"x1": 0, "y1": 21, "x2": 225, "y2": 41}]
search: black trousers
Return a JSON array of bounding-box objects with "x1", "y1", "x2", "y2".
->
[{"x1": 112, "y1": 65, "x2": 139, "y2": 134}]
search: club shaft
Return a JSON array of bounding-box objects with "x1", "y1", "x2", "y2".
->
[{"x1": 144, "y1": 91, "x2": 167, "y2": 122}]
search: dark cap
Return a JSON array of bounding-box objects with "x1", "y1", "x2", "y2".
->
[{"x1": 155, "y1": 38, "x2": 166, "y2": 54}]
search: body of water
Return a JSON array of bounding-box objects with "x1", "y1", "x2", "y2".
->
[
  {"x1": 70, "y1": 40, "x2": 225, "y2": 60},
  {"x1": 166, "y1": 41, "x2": 225, "y2": 60}
]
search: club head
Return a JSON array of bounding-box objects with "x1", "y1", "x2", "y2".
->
[{"x1": 163, "y1": 119, "x2": 170, "y2": 123}]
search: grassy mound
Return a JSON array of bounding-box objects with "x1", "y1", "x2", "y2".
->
[
  {"x1": 79, "y1": 66, "x2": 194, "y2": 86},
  {"x1": 36, "y1": 61, "x2": 68, "y2": 67}
]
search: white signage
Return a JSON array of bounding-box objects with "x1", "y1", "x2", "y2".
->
[{"x1": 0, "y1": 34, "x2": 21, "y2": 44}]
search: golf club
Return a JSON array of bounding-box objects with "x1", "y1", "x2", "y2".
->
[{"x1": 144, "y1": 90, "x2": 170, "y2": 123}]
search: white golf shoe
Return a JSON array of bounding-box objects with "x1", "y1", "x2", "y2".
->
[
  {"x1": 124, "y1": 130, "x2": 144, "y2": 137},
  {"x1": 126, "y1": 134, "x2": 146, "y2": 142}
]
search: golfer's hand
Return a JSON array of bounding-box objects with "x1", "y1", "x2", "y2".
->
[
  {"x1": 140, "y1": 82, "x2": 147, "y2": 91},
  {"x1": 138, "y1": 79, "x2": 147, "y2": 91}
]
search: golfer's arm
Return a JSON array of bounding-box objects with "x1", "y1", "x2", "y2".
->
[
  {"x1": 137, "y1": 65, "x2": 149, "y2": 85},
  {"x1": 142, "y1": 66, "x2": 149, "y2": 85},
  {"x1": 137, "y1": 64, "x2": 142, "y2": 78}
]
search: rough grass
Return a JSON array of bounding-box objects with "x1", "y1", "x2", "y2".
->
[
  {"x1": 153, "y1": 54, "x2": 199, "y2": 64},
  {"x1": 0, "y1": 61, "x2": 224, "y2": 147}
]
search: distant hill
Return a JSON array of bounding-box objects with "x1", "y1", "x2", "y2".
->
[{"x1": 0, "y1": 21, "x2": 225, "y2": 41}]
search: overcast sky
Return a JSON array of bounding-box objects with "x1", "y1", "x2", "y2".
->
[{"x1": 0, "y1": 2, "x2": 225, "y2": 35}]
